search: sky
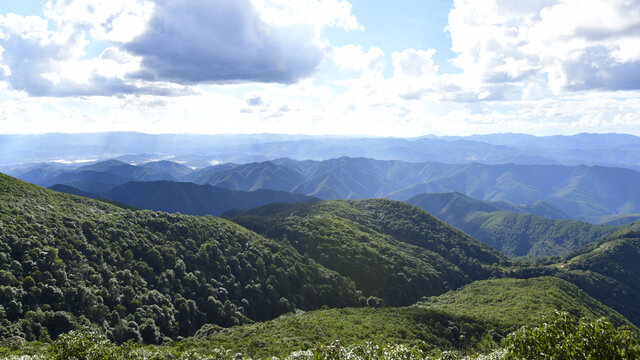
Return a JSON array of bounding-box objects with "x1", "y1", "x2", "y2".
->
[{"x1": 1, "y1": 0, "x2": 640, "y2": 137}]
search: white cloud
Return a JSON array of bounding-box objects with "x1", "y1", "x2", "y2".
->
[
  {"x1": 333, "y1": 45, "x2": 384, "y2": 75},
  {"x1": 252, "y1": 0, "x2": 361, "y2": 31},
  {"x1": 126, "y1": 0, "x2": 324, "y2": 84},
  {"x1": 392, "y1": 49, "x2": 439, "y2": 79},
  {"x1": 447, "y1": 0, "x2": 640, "y2": 94},
  {"x1": 44, "y1": 0, "x2": 154, "y2": 43},
  {"x1": 0, "y1": 0, "x2": 362, "y2": 97}
]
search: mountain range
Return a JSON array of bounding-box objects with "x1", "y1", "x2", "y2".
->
[
  {"x1": 3, "y1": 132, "x2": 640, "y2": 169},
  {"x1": 50, "y1": 180, "x2": 314, "y2": 217},
  {"x1": 17, "y1": 156, "x2": 640, "y2": 221}
]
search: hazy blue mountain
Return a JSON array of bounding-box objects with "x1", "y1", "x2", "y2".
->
[
  {"x1": 184, "y1": 162, "x2": 306, "y2": 192},
  {"x1": 596, "y1": 214, "x2": 640, "y2": 226},
  {"x1": 406, "y1": 192, "x2": 569, "y2": 220},
  {"x1": 48, "y1": 184, "x2": 98, "y2": 198},
  {"x1": 18, "y1": 159, "x2": 193, "y2": 192},
  {"x1": 406, "y1": 192, "x2": 619, "y2": 257},
  {"x1": 4, "y1": 132, "x2": 640, "y2": 169},
  {"x1": 141, "y1": 160, "x2": 193, "y2": 178},
  {"x1": 15, "y1": 155, "x2": 640, "y2": 220},
  {"x1": 388, "y1": 163, "x2": 640, "y2": 219},
  {"x1": 41, "y1": 170, "x2": 131, "y2": 193},
  {"x1": 6, "y1": 163, "x2": 68, "y2": 184},
  {"x1": 520, "y1": 200, "x2": 570, "y2": 220},
  {"x1": 189, "y1": 158, "x2": 640, "y2": 220},
  {"x1": 76, "y1": 159, "x2": 182, "y2": 181},
  {"x1": 51, "y1": 180, "x2": 315, "y2": 216}
]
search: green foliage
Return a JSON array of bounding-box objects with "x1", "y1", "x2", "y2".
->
[
  {"x1": 502, "y1": 311, "x2": 640, "y2": 359},
  {"x1": 0, "y1": 174, "x2": 360, "y2": 342},
  {"x1": 406, "y1": 192, "x2": 621, "y2": 257},
  {"x1": 47, "y1": 331, "x2": 140, "y2": 360},
  {"x1": 419, "y1": 277, "x2": 632, "y2": 331},
  {"x1": 230, "y1": 199, "x2": 506, "y2": 306},
  {"x1": 462, "y1": 211, "x2": 619, "y2": 257},
  {"x1": 177, "y1": 307, "x2": 502, "y2": 358}
]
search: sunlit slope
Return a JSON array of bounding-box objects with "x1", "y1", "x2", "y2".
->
[
  {"x1": 229, "y1": 199, "x2": 507, "y2": 306},
  {"x1": 0, "y1": 173, "x2": 360, "y2": 342},
  {"x1": 407, "y1": 191, "x2": 620, "y2": 257},
  {"x1": 419, "y1": 276, "x2": 631, "y2": 329}
]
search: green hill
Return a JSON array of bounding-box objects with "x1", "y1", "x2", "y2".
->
[
  {"x1": 99, "y1": 180, "x2": 314, "y2": 216},
  {"x1": 229, "y1": 199, "x2": 506, "y2": 306},
  {"x1": 2, "y1": 172, "x2": 640, "y2": 359},
  {"x1": 407, "y1": 192, "x2": 620, "y2": 257},
  {"x1": 180, "y1": 277, "x2": 632, "y2": 358},
  {"x1": 0, "y1": 173, "x2": 360, "y2": 343},
  {"x1": 561, "y1": 231, "x2": 640, "y2": 323},
  {"x1": 499, "y1": 231, "x2": 640, "y2": 327},
  {"x1": 419, "y1": 277, "x2": 631, "y2": 330}
]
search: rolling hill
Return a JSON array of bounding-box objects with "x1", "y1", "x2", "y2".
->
[
  {"x1": 0, "y1": 173, "x2": 360, "y2": 342},
  {"x1": 406, "y1": 192, "x2": 620, "y2": 257},
  {"x1": 228, "y1": 199, "x2": 507, "y2": 305},
  {"x1": 49, "y1": 180, "x2": 316, "y2": 217}
]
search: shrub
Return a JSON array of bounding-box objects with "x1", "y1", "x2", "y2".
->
[{"x1": 502, "y1": 311, "x2": 640, "y2": 360}]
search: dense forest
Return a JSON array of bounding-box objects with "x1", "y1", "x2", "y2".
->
[
  {"x1": 406, "y1": 192, "x2": 624, "y2": 257},
  {"x1": 0, "y1": 174, "x2": 360, "y2": 343}
]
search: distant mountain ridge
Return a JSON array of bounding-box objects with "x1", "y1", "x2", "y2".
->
[
  {"x1": 186, "y1": 158, "x2": 640, "y2": 220},
  {"x1": 50, "y1": 180, "x2": 315, "y2": 216},
  {"x1": 3, "y1": 132, "x2": 640, "y2": 169},
  {"x1": 17, "y1": 156, "x2": 640, "y2": 221}
]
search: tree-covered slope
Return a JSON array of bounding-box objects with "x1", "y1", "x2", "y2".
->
[
  {"x1": 406, "y1": 192, "x2": 570, "y2": 221},
  {"x1": 183, "y1": 277, "x2": 633, "y2": 358},
  {"x1": 0, "y1": 173, "x2": 360, "y2": 343},
  {"x1": 407, "y1": 192, "x2": 619, "y2": 257},
  {"x1": 419, "y1": 277, "x2": 631, "y2": 330},
  {"x1": 229, "y1": 199, "x2": 506, "y2": 306},
  {"x1": 180, "y1": 307, "x2": 500, "y2": 358},
  {"x1": 98, "y1": 180, "x2": 314, "y2": 216},
  {"x1": 502, "y1": 231, "x2": 640, "y2": 327},
  {"x1": 563, "y1": 231, "x2": 640, "y2": 303}
]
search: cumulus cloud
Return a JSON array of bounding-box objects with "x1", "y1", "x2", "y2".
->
[
  {"x1": 126, "y1": 0, "x2": 324, "y2": 84},
  {"x1": 333, "y1": 45, "x2": 384, "y2": 75},
  {"x1": 392, "y1": 49, "x2": 439, "y2": 79},
  {"x1": 253, "y1": 0, "x2": 361, "y2": 31},
  {"x1": 246, "y1": 94, "x2": 264, "y2": 106},
  {"x1": 0, "y1": 12, "x2": 190, "y2": 97},
  {"x1": 0, "y1": 0, "x2": 360, "y2": 97},
  {"x1": 447, "y1": 0, "x2": 640, "y2": 94}
]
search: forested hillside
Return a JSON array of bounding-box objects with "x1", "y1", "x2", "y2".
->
[
  {"x1": 51, "y1": 180, "x2": 315, "y2": 216},
  {"x1": 0, "y1": 174, "x2": 360, "y2": 343},
  {"x1": 230, "y1": 200, "x2": 506, "y2": 306},
  {"x1": 407, "y1": 192, "x2": 620, "y2": 257}
]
